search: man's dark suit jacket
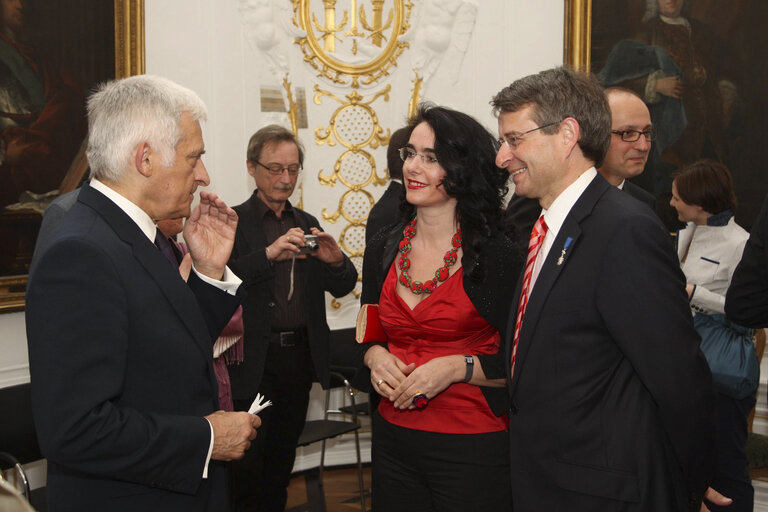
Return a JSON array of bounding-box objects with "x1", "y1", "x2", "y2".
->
[
  {"x1": 506, "y1": 182, "x2": 657, "y2": 255},
  {"x1": 365, "y1": 180, "x2": 403, "y2": 244},
  {"x1": 726, "y1": 194, "x2": 768, "y2": 327},
  {"x1": 624, "y1": 180, "x2": 656, "y2": 210},
  {"x1": 504, "y1": 174, "x2": 714, "y2": 512},
  {"x1": 25, "y1": 184, "x2": 240, "y2": 511},
  {"x1": 227, "y1": 191, "x2": 358, "y2": 398}
]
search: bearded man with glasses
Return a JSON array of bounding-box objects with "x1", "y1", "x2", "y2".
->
[{"x1": 227, "y1": 125, "x2": 357, "y2": 512}]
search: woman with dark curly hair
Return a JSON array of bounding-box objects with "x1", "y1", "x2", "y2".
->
[{"x1": 359, "y1": 104, "x2": 521, "y2": 511}]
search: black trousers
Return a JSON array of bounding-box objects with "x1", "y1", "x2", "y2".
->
[
  {"x1": 230, "y1": 342, "x2": 314, "y2": 512},
  {"x1": 371, "y1": 410, "x2": 512, "y2": 512},
  {"x1": 705, "y1": 392, "x2": 755, "y2": 512}
]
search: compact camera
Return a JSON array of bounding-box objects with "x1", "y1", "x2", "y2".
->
[{"x1": 298, "y1": 234, "x2": 319, "y2": 254}]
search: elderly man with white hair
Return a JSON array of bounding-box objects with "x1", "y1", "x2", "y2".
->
[{"x1": 26, "y1": 74, "x2": 260, "y2": 512}]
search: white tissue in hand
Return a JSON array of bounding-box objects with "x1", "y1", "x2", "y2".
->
[{"x1": 248, "y1": 393, "x2": 272, "y2": 414}]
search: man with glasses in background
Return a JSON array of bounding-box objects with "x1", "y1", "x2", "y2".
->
[
  {"x1": 227, "y1": 125, "x2": 357, "y2": 511},
  {"x1": 492, "y1": 67, "x2": 718, "y2": 512},
  {"x1": 598, "y1": 87, "x2": 657, "y2": 210}
]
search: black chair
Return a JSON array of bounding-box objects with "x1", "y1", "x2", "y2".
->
[
  {"x1": 328, "y1": 328, "x2": 372, "y2": 419},
  {"x1": 291, "y1": 370, "x2": 366, "y2": 512}
]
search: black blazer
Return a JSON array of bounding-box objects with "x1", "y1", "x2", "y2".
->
[
  {"x1": 358, "y1": 222, "x2": 523, "y2": 415},
  {"x1": 365, "y1": 180, "x2": 403, "y2": 244},
  {"x1": 504, "y1": 174, "x2": 714, "y2": 512},
  {"x1": 624, "y1": 180, "x2": 656, "y2": 210},
  {"x1": 227, "y1": 191, "x2": 358, "y2": 398},
  {"x1": 726, "y1": 194, "x2": 768, "y2": 326},
  {"x1": 26, "y1": 184, "x2": 240, "y2": 511},
  {"x1": 506, "y1": 183, "x2": 656, "y2": 256}
]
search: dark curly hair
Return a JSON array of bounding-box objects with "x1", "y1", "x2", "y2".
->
[{"x1": 399, "y1": 103, "x2": 509, "y2": 281}]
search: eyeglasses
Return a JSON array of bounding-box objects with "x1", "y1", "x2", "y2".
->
[
  {"x1": 496, "y1": 121, "x2": 560, "y2": 150},
  {"x1": 611, "y1": 129, "x2": 656, "y2": 142},
  {"x1": 255, "y1": 161, "x2": 301, "y2": 176},
  {"x1": 398, "y1": 147, "x2": 439, "y2": 166}
]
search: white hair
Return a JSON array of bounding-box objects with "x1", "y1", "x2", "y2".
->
[{"x1": 86, "y1": 74, "x2": 207, "y2": 183}]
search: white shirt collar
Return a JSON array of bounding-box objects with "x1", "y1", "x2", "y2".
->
[
  {"x1": 541, "y1": 167, "x2": 598, "y2": 242},
  {"x1": 660, "y1": 14, "x2": 691, "y2": 32},
  {"x1": 528, "y1": 167, "x2": 597, "y2": 288},
  {"x1": 617, "y1": 179, "x2": 626, "y2": 190},
  {"x1": 90, "y1": 178, "x2": 157, "y2": 242}
]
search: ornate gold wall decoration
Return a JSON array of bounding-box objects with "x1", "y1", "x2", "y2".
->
[
  {"x1": 293, "y1": 0, "x2": 413, "y2": 87},
  {"x1": 408, "y1": 69, "x2": 422, "y2": 120},
  {"x1": 282, "y1": 75, "x2": 304, "y2": 210},
  {"x1": 313, "y1": 84, "x2": 391, "y2": 294},
  {"x1": 283, "y1": 74, "x2": 300, "y2": 136},
  {"x1": 292, "y1": 1, "x2": 414, "y2": 303}
]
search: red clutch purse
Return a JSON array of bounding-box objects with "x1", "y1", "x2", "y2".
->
[{"x1": 356, "y1": 304, "x2": 387, "y2": 343}]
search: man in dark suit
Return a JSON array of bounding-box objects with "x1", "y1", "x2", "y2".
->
[
  {"x1": 365, "y1": 126, "x2": 410, "y2": 244},
  {"x1": 227, "y1": 125, "x2": 357, "y2": 511},
  {"x1": 25, "y1": 75, "x2": 260, "y2": 512},
  {"x1": 34, "y1": 188, "x2": 80, "y2": 252},
  {"x1": 492, "y1": 67, "x2": 716, "y2": 512},
  {"x1": 726, "y1": 194, "x2": 768, "y2": 326},
  {"x1": 599, "y1": 87, "x2": 657, "y2": 210},
  {"x1": 506, "y1": 86, "x2": 657, "y2": 250}
]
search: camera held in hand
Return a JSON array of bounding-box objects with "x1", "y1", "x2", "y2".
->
[{"x1": 298, "y1": 234, "x2": 319, "y2": 254}]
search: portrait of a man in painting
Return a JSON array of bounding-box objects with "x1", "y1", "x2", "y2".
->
[{"x1": 584, "y1": 0, "x2": 767, "y2": 230}]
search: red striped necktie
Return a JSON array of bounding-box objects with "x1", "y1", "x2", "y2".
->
[{"x1": 511, "y1": 216, "x2": 548, "y2": 378}]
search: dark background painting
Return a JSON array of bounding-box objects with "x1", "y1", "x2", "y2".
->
[
  {"x1": 590, "y1": 0, "x2": 767, "y2": 231},
  {"x1": 0, "y1": 0, "x2": 115, "y2": 277}
]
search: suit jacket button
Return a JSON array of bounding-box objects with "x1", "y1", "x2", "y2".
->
[
  {"x1": 510, "y1": 403, "x2": 518, "y2": 415},
  {"x1": 268, "y1": 301, "x2": 276, "y2": 308}
]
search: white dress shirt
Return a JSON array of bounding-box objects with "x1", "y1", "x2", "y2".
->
[{"x1": 530, "y1": 167, "x2": 597, "y2": 290}]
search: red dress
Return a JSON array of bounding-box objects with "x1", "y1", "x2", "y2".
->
[{"x1": 377, "y1": 261, "x2": 508, "y2": 434}]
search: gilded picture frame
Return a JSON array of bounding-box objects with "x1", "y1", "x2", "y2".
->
[
  {"x1": 565, "y1": 0, "x2": 768, "y2": 232},
  {"x1": 0, "y1": 0, "x2": 145, "y2": 313}
]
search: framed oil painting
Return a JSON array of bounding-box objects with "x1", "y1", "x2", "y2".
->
[
  {"x1": 0, "y1": 0, "x2": 144, "y2": 313},
  {"x1": 565, "y1": 0, "x2": 768, "y2": 232}
]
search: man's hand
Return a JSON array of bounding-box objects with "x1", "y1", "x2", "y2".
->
[
  {"x1": 206, "y1": 410, "x2": 261, "y2": 461},
  {"x1": 700, "y1": 487, "x2": 732, "y2": 511},
  {"x1": 265, "y1": 227, "x2": 306, "y2": 262},
  {"x1": 309, "y1": 227, "x2": 344, "y2": 266},
  {"x1": 184, "y1": 191, "x2": 238, "y2": 279}
]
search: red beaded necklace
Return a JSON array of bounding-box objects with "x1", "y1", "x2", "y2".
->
[{"x1": 397, "y1": 218, "x2": 462, "y2": 295}]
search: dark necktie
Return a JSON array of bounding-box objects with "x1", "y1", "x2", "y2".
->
[{"x1": 154, "y1": 230, "x2": 179, "y2": 268}]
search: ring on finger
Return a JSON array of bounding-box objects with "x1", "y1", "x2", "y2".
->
[
  {"x1": 412, "y1": 392, "x2": 429, "y2": 409},
  {"x1": 376, "y1": 379, "x2": 384, "y2": 386}
]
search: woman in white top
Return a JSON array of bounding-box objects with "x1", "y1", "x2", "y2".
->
[{"x1": 670, "y1": 159, "x2": 752, "y2": 512}]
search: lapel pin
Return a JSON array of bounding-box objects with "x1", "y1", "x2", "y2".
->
[{"x1": 557, "y1": 237, "x2": 573, "y2": 266}]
